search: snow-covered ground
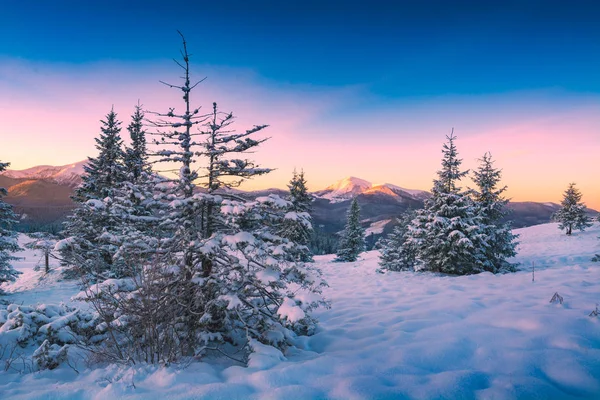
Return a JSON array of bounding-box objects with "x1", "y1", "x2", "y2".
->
[{"x1": 1, "y1": 222, "x2": 600, "y2": 399}]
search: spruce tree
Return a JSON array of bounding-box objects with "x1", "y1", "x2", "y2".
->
[
  {"x1": 335, "y1": 197, "x2": 365, "y2": 262},
  {"x1": 0, "y1": 161, "x2": 21, "y2": 288},
  {"x1": 379, "y1": 210, "x2": 417, "y2": 271},
  {"x1": 102, "y1": 104, "x2": 160, "y2": 277},
  {"x1": 552, "y1": 183, "x2": 592, "y2": 235},
  {"x1": 73, "y1": 108, "x2": 126, "y2": 202},
  {"x1": 61, "y1": 108, "x2": 127, "y2": 277},
  {"x1": 124, "y1": 102, "x2": 150, "y2": 183},
  {"x1": 280, "y1": 169, "x2": 314, "y2": 262},
  {"x1": 406, "y1": 131, "x2": 489, "y2": 275},
  {"x1": 470, "y1": 152, "x2": 518, "y2": 272}
]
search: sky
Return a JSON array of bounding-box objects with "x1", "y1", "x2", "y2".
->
[{"x1": 1, "y1": 0, "x2": 599, "y2": 207}]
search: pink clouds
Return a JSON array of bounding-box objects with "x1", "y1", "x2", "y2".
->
[{"x1": 1, "y1": 58, "x2": 599, "y2": 208}]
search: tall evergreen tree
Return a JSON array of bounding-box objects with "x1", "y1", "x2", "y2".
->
[
  {"x1": 552, "y1": 183, "x2": 592, "y2": 235},
  {"x1": 0, "y1": 161, "x2": 22, "y2": 288},
  {"x1": 101, "y1": 103, "x2": 160, "y2": 277},
  {"x1": 280, "y1": 169, "x2": 314, "y2": 262},
  {"x1": 335, "y1": 197, "x2": 365, "y2": 262},
  {"x1": 379, "y1": 210, "x2": 417, "y2": 271},
  {"x1": 470, "y1": 152, "x2": 518, "y2": 272},
  {"x1": 124, "y1": 102, "x2": 150, "y2": 183},
  {"x1": 61, "y1": 109, "x2": 127, "y2": 277},
  {"x1": 406, "y1": 131, "x2": 489, "y2": 275},
  {"x1": 73, "y1": 108, "x2": 126, "y2": 202},
  {"x1": 289, "y1": 169, "x2": 312, "y2": 213}
]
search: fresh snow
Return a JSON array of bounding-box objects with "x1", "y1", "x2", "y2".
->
[{"x1": 1, "y1": 222, "x2": 600, "y2": 399}]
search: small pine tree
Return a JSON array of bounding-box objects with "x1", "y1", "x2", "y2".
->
[
  {"x1": 280, "y1": 169, "x2": 314, "y2": 262},
  {"x1": 470, "y1": 152, "x2": 518, "y2": 272},
  {"x1": 406, "y1": 131, "x2": 489, "y2": 275},
  {"x1": 552, "y1": 183, "x2": 592, "y2": 235},
  {"x1": 25, "y1": 232, "x2": 58, "y2": 274},
  {"x1": 335, "y1": 197, "x2": 365, "y2": 262},
  {"x1": 0, "y1": 161, "x2": 22, "y2": 288},
  {"x1": 378, "y1": 210, "x2": 417, "y2": 271}
]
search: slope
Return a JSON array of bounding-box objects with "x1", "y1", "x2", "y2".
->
[{"x1": 1, "y1": 222, "x2": 599, "y2": 398}]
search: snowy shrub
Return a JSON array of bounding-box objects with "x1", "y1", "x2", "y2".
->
[
  {"x1": 32, "y1": 340, "x2": 68, "y2": 371},
  {"x1": 0, "y1": 302, "x2": 98, "y2": 370}
]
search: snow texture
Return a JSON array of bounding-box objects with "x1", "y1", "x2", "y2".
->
[{"x1": 1, "y1": 223, "x2": 600, "y2": 398}]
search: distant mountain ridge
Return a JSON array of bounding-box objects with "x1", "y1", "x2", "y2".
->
[
  {"x1": 2, "y1": 161, "x2": 86, "y2": 187},
  {"x1": 1, "y1": 163, "x2": 596, "y2": 234}
]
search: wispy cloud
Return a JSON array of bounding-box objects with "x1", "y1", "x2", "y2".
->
[{"x1": 1, "y1": 59, "x2": 599, "y2": 207}]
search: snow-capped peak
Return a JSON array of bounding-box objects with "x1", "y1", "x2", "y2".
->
[
  {"x1": 325, "y1": 177, "x2": 372, "y2": 193},
  {"x1": 315, "y1": 177, "x2": 430, "y2": 203}
]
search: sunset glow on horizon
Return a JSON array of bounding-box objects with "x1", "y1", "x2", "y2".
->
[{"x1": 1, "y1": 1, "x2": 599, "y2": 208}]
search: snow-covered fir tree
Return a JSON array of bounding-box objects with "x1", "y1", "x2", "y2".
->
[
  {"x1": 124, "y1": 102, "x2": 151, "y2": 182},
  {"x1": 406, "y1": 131, "x2": 489, "y2": 275},
  {"x1": 279, "y1": 169, "x2": 314, "y2": 262},
  {"x1": 378, "y1": 210, "x2": 417, "y2": 271},
  {"x1": 73, "y1": 108, "x2": 126, "y2": 202},
  {"x1": 77, "y1": 33, "x2": 327, "y2": 363},
  {"x1": 335, "y1": 197, "x2": 365, "y2": 262},
  {"x1": 61, "y1": 108, "x2": 127, "y2": 277},
  {"x1": 100, "y1": 104, "x2": 160, "y2": 277},
  {"x1": 0, "y1": 161, "x2": 22, "y2": 289},
  {"x1": 470, "y1": 152, "x2": 518, "y2": 272},
  {"x1": 552, "y1": 183, "x2": 592, "y2": 235}
]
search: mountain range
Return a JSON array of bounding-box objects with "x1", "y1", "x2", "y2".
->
[{"x1": 0, "y1": 161, "x2": 591, "y2": 235}]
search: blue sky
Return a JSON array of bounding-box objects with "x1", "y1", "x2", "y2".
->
[
  {"x1": 1, "y1": 1, "x2": 599, "y2": 205},
  {"x1": 3, "y1": 0, "x2": 600, "y2": 96}
]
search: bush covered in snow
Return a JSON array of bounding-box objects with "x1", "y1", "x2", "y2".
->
[{"x1": 0, "y1": 302, "x2": 98, "y2": 371}]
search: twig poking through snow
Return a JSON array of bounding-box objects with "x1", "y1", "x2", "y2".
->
[{"x1": 550, "y1": 292, "x2": 564, "y2": 304}]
